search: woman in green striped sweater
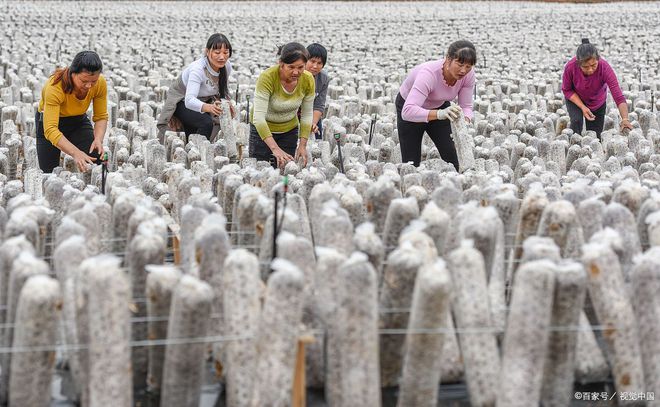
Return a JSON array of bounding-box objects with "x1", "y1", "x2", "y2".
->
[{"x1": 249, "y1": 42, "x2": 315, "y2": 168}]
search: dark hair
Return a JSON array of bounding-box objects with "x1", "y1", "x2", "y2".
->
[
  {"x1": 306, "y1": 43, "x2": 327, "y2": 66},
  {"x1": 206, "y1": 33, "x2": 233, "y2": 55},
  {"x1": 576, "y1": 38, "x2": 599, "y2": 64},
  {"x1": 277, "y1": 42, "x2": 309, "y2": 64},
  {"x1": 205, "y1": 33, "x2": 232, "y2": 99},
  {"x1": 446, "y1": 40, "x2": 477, "y2": 65},
  {"x1": 51, "y1": 50, "x2": 103, "y2": 94}
]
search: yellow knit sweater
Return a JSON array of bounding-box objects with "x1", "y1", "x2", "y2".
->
[{"x1": 38, "y1": 74, "x2": 108, "y2": 145}]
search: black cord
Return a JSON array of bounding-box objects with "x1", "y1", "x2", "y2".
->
[
  {"x1": 271, "y1": 182, "x2": 288, "y2": 263},
  {"x1": 272, "y1": 191, "x2": 278, "y2": 261},
  {"x1": 276, "y1": 190, "x2": 287, "y2": 236}
]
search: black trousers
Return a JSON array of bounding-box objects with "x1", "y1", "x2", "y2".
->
[
  {"x1": 396, "y1": 93, "x2": 459, "y2": 171},
  {"x1": 566, "y1": 98, "x2": 606, "y2": 138},
  {"x1": 174, "y1": 100, "x2": 213, "y2": 139},
  {"x1": 36, "y1": 111, "x2": 99, "y2": 173},
  {"x1": 248, "y1": 124, "x2": 298, "y2": 168}
]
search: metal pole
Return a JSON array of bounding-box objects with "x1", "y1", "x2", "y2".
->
[
  {"x1": 100, "y1": 152, "x2": 108, "y2": 195},
  {"x1": 368, "y1": 114, "x2": 376, "y2": 145},
  {"x1": 246, "y1": 95, "x2": 250, "y2": 124},
  {"x1": 335, "y1": 133, "x2": 345, "y2": 174},
  {"x1": 652, "y1": 93, "x2": 655, "y2": 113},
  {"x1": 271, "y1": 176, "x2": 287, "y2": 265}
]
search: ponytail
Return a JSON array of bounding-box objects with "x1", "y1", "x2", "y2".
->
[
  {"x1": 51, "y1": 67, "x2": 74, "y2": 93},
  {"x1": 576, "y1": 38, "x2": 599, "y2": 64}
]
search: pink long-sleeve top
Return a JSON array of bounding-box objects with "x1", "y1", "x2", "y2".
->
[
  {"x1": 399, "y1": 59, "x2": 475, "y2": 123},
  {"x1": 561, "y1": 57, "x2": 626, "y2": 111}
]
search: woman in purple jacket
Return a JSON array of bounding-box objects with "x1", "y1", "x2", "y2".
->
[{"x1": 562, "y1": 38, "x2": 632, "y2": 138}]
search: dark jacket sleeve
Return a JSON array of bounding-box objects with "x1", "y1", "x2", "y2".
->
[{"x1": 313, "y1": 71, "x2": 329, "y2": 113}]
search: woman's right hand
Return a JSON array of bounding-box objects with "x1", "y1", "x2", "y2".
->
[
  {"x1": 581, "y1": 106, "x2": 596, "y2": 121},
  {"x1": 202, "y1": 103, "x2": 222, "y2": 116},
  {"x1": 271, "y1": 147, "x2": 294, "y2": 168},
  {"x1": 73, "y1": 150, "x2": 97, "y2": 172}
]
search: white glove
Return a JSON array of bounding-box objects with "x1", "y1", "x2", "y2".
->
[{"x1": 436, "y1": 105, "x2": 462, "y2": 122}]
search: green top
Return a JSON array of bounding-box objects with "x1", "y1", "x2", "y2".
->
[{"x1": 251, "y1": 65, "x2": 315, "y2": 140}]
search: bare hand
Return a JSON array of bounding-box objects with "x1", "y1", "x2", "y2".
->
[
  {"x1": 295, "y1": 145, "x2": 308, "y2": 167},
  {"x1": 168, "y1": 115, "x2": 183, "y2": 131},
  {"x1": 620, "y1": 118, "x2": 633, "y2": 132},
  {"x1": 202, "y1": 103, "x2": 222, "y2": 116},
  {"x1": 229, "y1": 103, "x2": 236, "y2": 119},
  {"x1": 89, "y1": 139, "x2": 104, "y2": 157},
  {"x1": 582, "y1": 107, "x2": 596, "y2": 121},
  {"x1": 311, "y1": 123, "x2": 319, "y2": 135},
  {"x1": 73, "y1": 151, "x2": 97, "y2": 172},
  {"x1": 272, "y1": 147, "x2": 294, "y2": 169}
]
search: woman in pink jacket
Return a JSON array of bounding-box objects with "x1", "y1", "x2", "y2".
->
[
  {"x1": 562, "y1": 38, "x2": 633, "y2": 138},
  {"x1": 396, "y1": 40, "x2": 476, "y2": 171}
]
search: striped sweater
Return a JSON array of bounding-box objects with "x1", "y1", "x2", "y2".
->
[{"x1": 251, "y1": 65, "x2": 315, "y2": 140}]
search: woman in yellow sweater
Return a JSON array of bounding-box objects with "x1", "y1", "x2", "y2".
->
[
  {"x1": 250, "y1": 42, "x2": 315, "y2": 168},
  {"x1": 36, "y1": 50, "x2": 108, "y2": 173}
]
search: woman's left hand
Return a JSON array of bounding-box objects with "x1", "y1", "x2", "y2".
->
[
  {"x1": 89, "y1": 139, "x2": 104, "y2": 158},
  {"x1": 620, "y1": 118, "x2": 633, "y2": 132},
  {"x1": 295, "y1": 145, "x2": 308, "y2": 167}
]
